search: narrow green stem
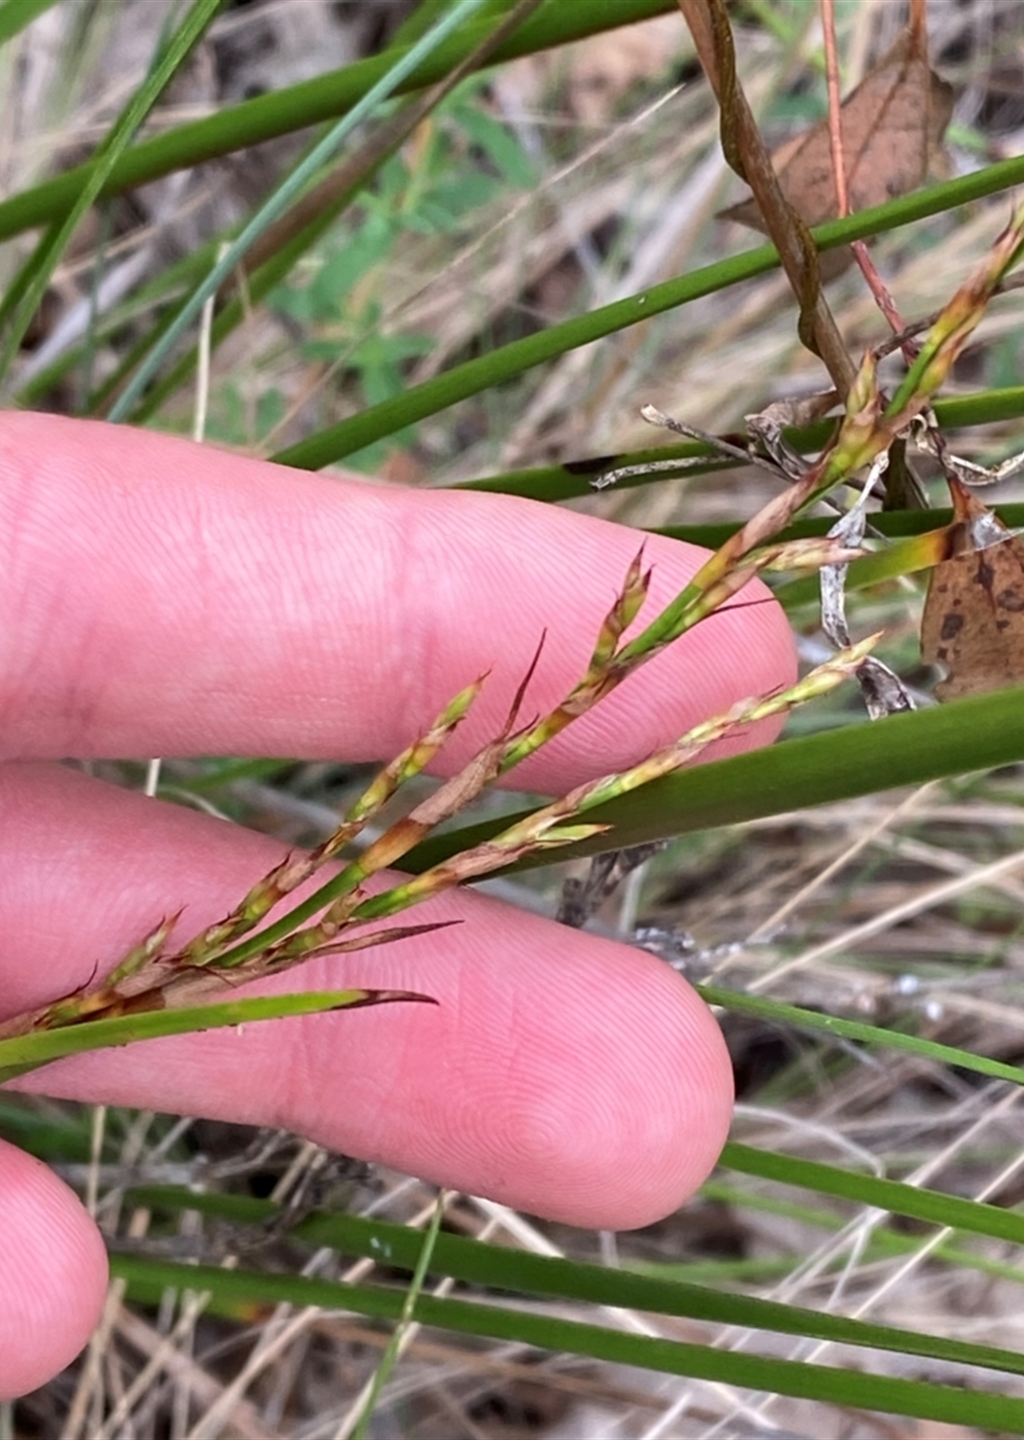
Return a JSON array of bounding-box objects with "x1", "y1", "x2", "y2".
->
[
  {"x1": 350, "y1": 1191, "x2": 449, "y2": 1440},
  {"x1": 0, "y1": 0, "x2": 677, "y2": 244},
  {"x1": 106, "y1": 0, "x2": 500, "y2": 422},
  {"x1": 269, "y1": 156, "x2": 1024, "y2": 469},
  {"x1": 0, "y1": 0, "x2": 224, "y2": 390}
]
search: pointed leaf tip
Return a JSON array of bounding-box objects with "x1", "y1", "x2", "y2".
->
[{"x1": 353, "y1": 988, "x2": 439, "y2": 1009}]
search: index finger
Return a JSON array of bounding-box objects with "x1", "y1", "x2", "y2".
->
[{"x1": 0, "y1": 414, "x2": 795, "y2": 789}]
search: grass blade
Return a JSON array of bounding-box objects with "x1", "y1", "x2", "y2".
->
[
  {"x1": 0, "y1": 989, "x2": 428, "y2": 1083},
  {"x1": 104, "y1": 0, "x2": 504, "y2": 422},
  {"x1": 116, "y1": 1187, "x2": 1024, "y2": 1381},
  {"x1": 700, "y1": 983, "x2": 1024, "y2": 1088},
  {"x1": 109, "y1": 1252, "x2": 1024, "y2": 1430},
  {"x1": 0, "y1": 0, "x2": 677, "y2": 244},
  {"x1": 270, "y1": 156, "x2": 1024, "y2": 469},
  {"x1": 402, "y1": 686, "x2": 1024, "y2": 871},
  {"x1": 0, "y1": 0, "x2": 224, "y2": 389},
  {"x1": 721, "y1": 1141, "x2": 1024, "y2": 1246},
  {"x1": 0, "y1": 0, "x2": 61, "y2": 46}
]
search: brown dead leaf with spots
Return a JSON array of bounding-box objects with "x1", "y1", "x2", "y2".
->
[
  {"x1": 921, "y1": 476, "x2": 1024, "y2": 701},
  {"x1": 722, "y1": 26, "x2": 953, "y2": 271}
]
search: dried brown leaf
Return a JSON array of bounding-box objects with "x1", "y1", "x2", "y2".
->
[
  {"x1": 722, "y1": 27, "x2": 953, "y2": 271},
  {"x1": 921, "y1": 478, "x2": 1024, "y2": 701}
]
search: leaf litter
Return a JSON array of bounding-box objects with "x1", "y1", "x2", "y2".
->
[
  {"x1": 722, "y1": 25, "x2": 954, "y2": 274},
  {"x1": 921, "y1": 474, "x2": 1024, "y2": 701}
]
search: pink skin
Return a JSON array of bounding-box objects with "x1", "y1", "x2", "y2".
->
[{"x1": 0, "y1": 413, "x2": 796, "y2": 1398}]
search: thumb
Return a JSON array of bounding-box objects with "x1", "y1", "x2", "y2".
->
[{"x1": 0, "y1": 1139, "x2": 108, "y2": 1399}]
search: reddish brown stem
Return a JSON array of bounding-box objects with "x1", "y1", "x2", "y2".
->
[
  {"x1": 821, "y1": 0, "x2": 917, "y2": 356},
  {"x1": 677, "y1": 0, "x2": 856, "y2": 394}
]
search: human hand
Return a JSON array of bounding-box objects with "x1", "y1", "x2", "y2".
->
[{"x1": 0, "y1": 412, "x2": 795, "y2": 1397}]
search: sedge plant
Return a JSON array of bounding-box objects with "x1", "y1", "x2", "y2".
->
[{"x1": 9, "y1": 1, "x2": 1024, "y2": 1434}]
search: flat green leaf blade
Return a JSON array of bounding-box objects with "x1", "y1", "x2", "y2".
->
[
  {"x1": 0, "y1": 989, "x2": 427, "y2": 1082},
  {"x1": 0, "y1": 0, "x2": 60, "y2": 46},
  {"x1": 109, "y1": 1253, "x2": 1024, "y2": 1431},
  {"x1": 403, "y1": 686, "x2": 1024, "y2": 872},
  {"x1": 721, "y1": 1142, "x2": 1024, "y2": 1247},
  {"x1": 454, "y1": 388, "x2": 1024, "y2": 504},
  {"x1": 119, "y1": 1188, "x2": 1024, "y2": 1381},
  {"x1": 700, "y1": 983, "x2": 1024, "y2": 1088}
]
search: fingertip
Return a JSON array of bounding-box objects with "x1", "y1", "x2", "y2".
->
[
  {"x1": 479, "y1": 954, "x2": 734, "y2": 1231},
  {"x1": 301, "y1": 922, "x2": 734, "y2": 1232},
  {"x1": 582, "y1": 963, "x2": 735, "y2": 1230},
  {"x1": 0, "y1": 1141, "x2": 108, "y2": 1400},
  {"x1": 0, "y1": 414, "x2": 795, "y2": 781}
]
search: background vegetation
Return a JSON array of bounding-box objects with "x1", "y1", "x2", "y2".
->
[{"x1": 6, "y1": 0, "x2": 1024, "y2": 1434}]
